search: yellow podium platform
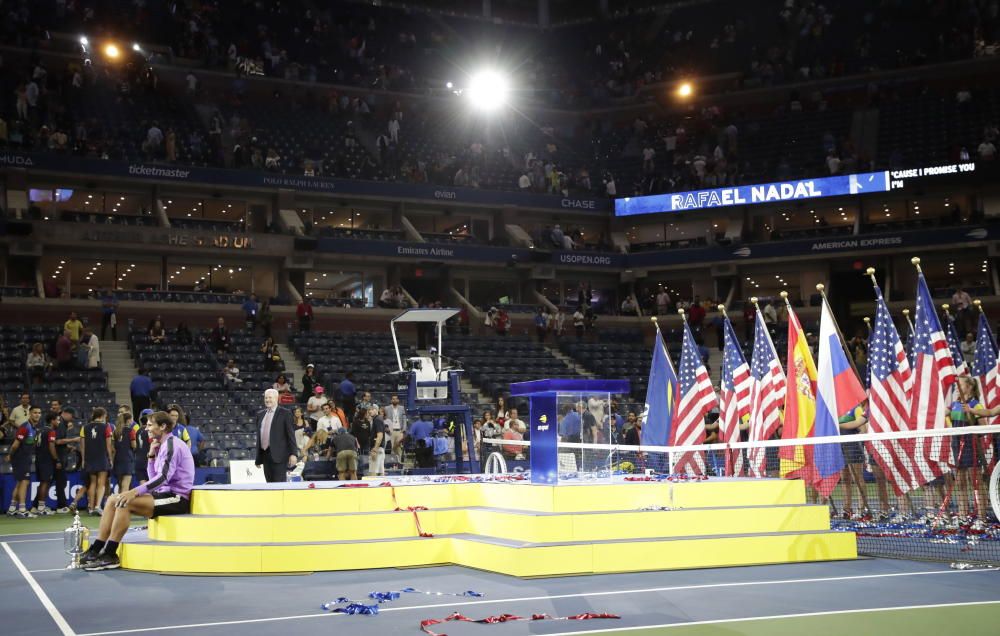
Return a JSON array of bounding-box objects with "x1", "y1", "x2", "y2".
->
[{"x1": 121, "y1": 479, "x2": 856, "y2": 576}]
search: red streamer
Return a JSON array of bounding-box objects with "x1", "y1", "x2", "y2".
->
[{"x1": 419, "y1": 611, "x2": 620, "y2": 636}]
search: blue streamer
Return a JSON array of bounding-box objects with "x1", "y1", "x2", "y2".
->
[
  {"x1": 333, "y1": 603, "x2": 380, "y2": 615},
  {"x1": 322, "y1": 588, "x2": 484, "y2": 615}
]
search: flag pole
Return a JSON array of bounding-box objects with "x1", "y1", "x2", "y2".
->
[
  {"x1": 718, "y1": 303, "x2": 735, "y2": 474},
  {"x1": 902, "y1": 308, "x2": 915, "y2": 334},
  {"x1": 650, "y1": 315, "x2": 668, "y2": 473},
  {"x1": 816, "y1": 282, "x2": 863, "y2": 382},
  {"x1": 867, "y1": 266, "x2": 916, "y2": 511}
]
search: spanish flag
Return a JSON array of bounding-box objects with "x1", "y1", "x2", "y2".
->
[{"x1": 780, "y1": 306, "x2": 818, "y2": 480}]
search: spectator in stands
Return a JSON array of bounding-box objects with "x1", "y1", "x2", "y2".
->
[
  {"x1": 165, "y1": 405, "x2": 193, "y2": 449},
  {"x1": 7, "y1": 406, "x2": 41, "y2": 518},
  {"x1": 299, "y1": 364, "x2": 318, "y2": 403},
  {"x1": 175, "y1": 322, "x2": 193, "y2": 345},
  {"x1": 494, "y1": 397, "x2": 509, "y2": 422},
  {"x1": 267, "y1": 345, "x2": 285, "y2": 373},
  {"x1": 572, "y1": 306, "x2": 585, "y2": 339},
  {"x1": 378, "y1": 287, "x2": 395, "y2": 308},
  {"x1": 481, "y1": 410, "x2": 501, "y2": 443},
  {"x1": 302, "y1": 427, "x2": 329, "y2": 460},
  {"x1": 259, "y1": 301, "x2": 273, "y2": 338},
  {"x1": 149, "y1": 319, "x2": 167, "y2": 345},
  {"x1": 81, "y1": 407, "x2": 113, "y2": 516},
  {"x1": 620, "y1": 295, "x2": 638, "y2": 316},
  {"x1": 357, "y1": 391, "x2": 376, "y2": 415},
  {"x1": 505, "y1": 408, "x2": 525, "y2": 433},
  {"x1": 502, "y1": 413, "x2": 525, "y2": 460},
  {"x1": 655, "y1": 287, "x2": 671, "y2": 315},
  {"x1": 130, "y1": 368, "x2": 156, "y2": 416},
  {"x1": 494, "y1": 307, "x2": 510, "y2": 336},
  {"x1": 10, "y1": 394, "x2": 31, "y2": 427},
  {"x1": 961, "y1": 332, "x2": 977, "y2": 366},
  {"x1": 763, "y1": 300, "x2": 778, "y2": 328},
  {"x1": 223, "y1": 359, "x2": 243, "y2": 385},
  {"x1": 339, "y1": 372, "x2": 357, "y2": 420},
  {"x1": 273, "y1": 374, "x2": 293, "y2": 398},
  {"x1": 559, "y1": 402, "x2": 583, "y2": 444},
  {"x1": 688, "y1": 297, "x2": 706, "y2": 329},
  {"x1": 306, "y1": 385, "x2": 327, "y2": 422},
  {"x1": 385, "y1": 394, "x2": 406, "y2": 460},
  {"x1": 293, "y1": 408, "x2": 311, "y2": 454},
  {"x1": 978, "y1": 138, "x2": 996, "y2": 160},
  {"x1": 297, "y1": 298, "x2": 314, "y2": 332},
  {"x1": 211, "y1": 317, "x2": 230, "y2": 354},
  {"x1": 368, "y1": 406, "x2": 387, "y2": 476},
  {"x1": 318, "y1": 400, "x2": 347, "y2": 433},
  {"x1": 332, "y1": 428, "x2": 360, "y2": 480},
  {"x1": 952, "y1": 287, "x2": 973, "y2": 336},
  {"x1": 80, "y1": 327, "x2": 100, "y2": 369},
  {"x1": 55, "y1": 329, "x2": 73, "y2": 370},
  {"x1": 100, "y1": 291, "x2": 119, "y2": 341},
  {"x1": 26, "y1": 342, "x2": 50, "y2": 384},
  {"x1": 63, "y1": 311, "x2": 84, "y2": 345},
  {"x1": 534, "y1": 307, "x2": 547, "y2": 342},
  {"x1": 242, "y1": 294, "x2": 259, "y2": 332}
]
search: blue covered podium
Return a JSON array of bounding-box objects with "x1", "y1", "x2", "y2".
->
[{"x1": 509, "y1": 379, "x2": 630, "y2": 484}]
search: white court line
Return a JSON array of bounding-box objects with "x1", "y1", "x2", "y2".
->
[
  {"x1": 30, "y1": 568, "x2": 70, "y2": 573},
  {"x1": 2, "y1": 537, "x2": 64, "y2": 543},
  {"x1": 75, "y1": 567, "x2": 988, "y2": 636},
  {"x1": 1, "y1": 542, "x2": 76, "y2": 636},
  {"x1": 540, "y1": 599, "x2": 1000, "y2": 635}
]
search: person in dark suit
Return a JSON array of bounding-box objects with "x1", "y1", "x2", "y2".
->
[{"x1": 255, "y1": 389, "x2": 298, "y2": 483}]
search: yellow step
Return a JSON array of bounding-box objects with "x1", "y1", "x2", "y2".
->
[
  {"x1": 150, "y1": 504, "x2": 832, "y2": 544},
  {"x1": 121, "y1": 530, "x2": 856, "y2": 576},
  {"x1": 190, "y1": 479, "x2": 808, "y2": 516}
]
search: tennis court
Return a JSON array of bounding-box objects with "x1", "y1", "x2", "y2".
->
[{"x1": 3, "y1": 526, "x2": 999, "y2": 636}]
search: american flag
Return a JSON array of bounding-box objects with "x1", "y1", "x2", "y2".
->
[
  {"x1": 866, "y1": 290, "x2": 920, "y2": 495},
  {"x1": 972, "y1": 311, "x2": 999, "y2": 465},
  {"x1": 746, "y1": 307, "x2": 786, "y2": 477},
  {"x1": 908, "y1": 272, "x2": 957, "y2": 481},
  {"x1": 719, "y1": 315, "x2": 751, "y2": 476},
  {"x1": 943, "y1": 312, "x2": 969, "y2": 376},
  {"x1": 670, "y1": 320, "x2": 717, "y2": 475}
]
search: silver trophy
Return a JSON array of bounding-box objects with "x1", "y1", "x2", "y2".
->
[{"x1": 64, "y1": 512, "x2": 90, "y2": 570}]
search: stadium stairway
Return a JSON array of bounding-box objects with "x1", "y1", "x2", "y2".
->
[
  {"x1": 102, "y1": 340, "x2": 139, "y2": 408},
  {"x1": 545, "y1": 345, "x2": 595, "y2": 378},
  {"x1": 119, "y1": 479, "x2": 856, "y2": 576},
  {"x1": 276, "y1": 343, "x2": 306, "y2": 395}
]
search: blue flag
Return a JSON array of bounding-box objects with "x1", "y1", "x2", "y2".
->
[{"x1": 641, "y1": 327, "x2": 678, "y2": 446}]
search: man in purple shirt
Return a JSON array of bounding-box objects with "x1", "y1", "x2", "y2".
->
[{"x1": 81, "y1": 411, "x2": 195, "y2": 571}]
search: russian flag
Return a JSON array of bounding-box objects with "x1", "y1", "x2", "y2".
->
[{"x1": 814, "y1": 296, "x2": 866, "y2": 496}]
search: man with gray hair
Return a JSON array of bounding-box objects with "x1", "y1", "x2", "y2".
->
[{"x1": 254, "y1": 389, "x2": 298, "y2": 482}]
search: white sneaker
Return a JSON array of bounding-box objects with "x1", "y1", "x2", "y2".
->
[
  {"x1": 6, "y1": 509, "x2": 16, "y2": 517},
  {"x1": 16, "y1": 510, "x2": 37, "y2": 519},
  {"x1": 37, "y1": 507, "x2": 53, "y2": 516},
  {"x1": 55, "y1": 507, "x2": 71, "y2": 514}
]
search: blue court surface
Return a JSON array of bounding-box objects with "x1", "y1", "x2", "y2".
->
[{"x1": 2, "y1": 529, "x2": 999, "y2": 636}]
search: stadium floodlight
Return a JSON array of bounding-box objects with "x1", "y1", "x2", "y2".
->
[
  {"x1": 677, "y1": 82, "x2": 693, "y2": 98},
  {"x1": 466, "y1": 70, "x2": 509, "y2": 111},
  {"x1": 132, "y1": 43, "x2": 141, "y2": 52},
  {"x1": 104, "y1": 43, "x2": 120, "y2": 59},
  {"x1": 79, "y1": 36, "x2": 89, "y2": 46}
]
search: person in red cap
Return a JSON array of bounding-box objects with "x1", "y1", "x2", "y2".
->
[{"x1": 306, "y1": 384, "x2": 328, "y2": 424}]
